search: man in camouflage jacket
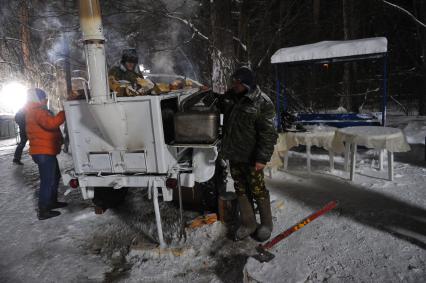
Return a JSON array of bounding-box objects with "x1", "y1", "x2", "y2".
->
[
  {"x1": 219, "y1": 67, "x2": 278, "y2": 241},
  {"x1": 108, "y1": 49, "x2": 145, "y2": 96}
]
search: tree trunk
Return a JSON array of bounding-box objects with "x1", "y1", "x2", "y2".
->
[
  {"x1": 236, "y1": 0, "x2": 255, "y2": 66},
  {"x1": 210, "y1": 0, "x2": 235, "y2": 94},
  {"x1": 309, "y1": 0, "x2": 321, "y2": 110},
  {"x1": 63, "y1": 36, "x2": 72, "y2": 98},
  {"x1": 341, "y1": 0, "x2": 352, "y2": 112},
  {"x1": 19, "y1": 0, "x2": 31, "y2": 74},
  {"x1": 313, "y1": 0, "x2": 321, "y2": 40},
  {"x1": 414, "y1": 0, "x2": 426, "y2": 115},
  {"x1": 313, "y1": 0, "x2": 320, "y2": 25}
]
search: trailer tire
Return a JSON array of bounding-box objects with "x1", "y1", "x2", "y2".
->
[{"x1": 92, "y1": 187, "x2": 128, "y2": 209}]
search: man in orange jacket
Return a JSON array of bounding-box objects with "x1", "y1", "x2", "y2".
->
[{"x1": 26, "y1": 88, "x2": 66, "y2": 220}]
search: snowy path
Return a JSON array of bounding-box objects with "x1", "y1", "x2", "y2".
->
[
  {"x1": 0, "y1": 143, "x2": 112, "y2": 282},
  {"x1": 0, "y1": 141, "x2": 251, "y2": 282}
]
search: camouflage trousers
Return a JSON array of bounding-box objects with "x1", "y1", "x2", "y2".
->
[{"x1": 229, "y1": 161, "x2": 269, "y2": 201}]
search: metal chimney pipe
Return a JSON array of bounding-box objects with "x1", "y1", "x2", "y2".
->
[
  {"x1": 77, "y1": 0, "x2": 128, "y2": 150},
  {"x1": 79, "y1": 0, "x2": 109, "y2": 103}
]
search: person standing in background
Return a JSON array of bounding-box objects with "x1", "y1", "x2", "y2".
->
[{"x1": 13, "y1": 107, "x2": 27, "y2": 165}]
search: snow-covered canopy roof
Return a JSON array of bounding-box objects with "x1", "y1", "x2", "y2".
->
[{"x1": 271, "y1": 37, "x2": 388, "y2": 64}]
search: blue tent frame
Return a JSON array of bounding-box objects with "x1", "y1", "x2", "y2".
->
[{"x1": 273, "y1": 52, "x2": 388, "y2": 130}]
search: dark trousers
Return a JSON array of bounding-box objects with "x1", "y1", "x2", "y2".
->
[
  {"x1": 32, "y1": 155, "x2": 61, "y2": 209},
  {"x1": 13, "y1": 128, "x2": 27, "y2": 162},
  {"x1": 229, "y1": 161, "x2": 268, "y2": 202}
]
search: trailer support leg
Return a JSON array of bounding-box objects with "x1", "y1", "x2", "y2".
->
[
  {"x1": 151, "y1": 181, "x2": 166, "y2": 248},
  {"x1": 177, "y1": 172, "x2": 186, "y2": 240}
]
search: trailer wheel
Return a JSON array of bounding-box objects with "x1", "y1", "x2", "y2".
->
[{"x1": 92, "y1": 187, "x2": 128, "y2": 210}]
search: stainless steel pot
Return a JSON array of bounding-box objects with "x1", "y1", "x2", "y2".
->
[{"x1": 174, "y1": 110, "x2": 219, "y2": 144}]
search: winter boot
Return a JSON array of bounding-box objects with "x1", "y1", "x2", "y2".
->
[
  {"x1": 50, "y1": 201, "x2": 68, "y2": 209},
  {"x1": 254, "y1": 192, "x2": 273, "y2": 242},
  {"x1": 235, "y1": 195, "x2": 257, "y2": 241},
  {"x1": 38, "y1": 209, "x2": 61, "y2": 220}
]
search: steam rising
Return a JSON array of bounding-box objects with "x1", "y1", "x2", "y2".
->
[{"x1": 0, "y1": 0, "x2": 202, "y2": 88}]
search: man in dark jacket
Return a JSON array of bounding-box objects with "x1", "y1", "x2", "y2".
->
[
  {"x1": 219, "y1": 67, "x2": 278, "y2": 241},
  {"x1": 13, "y1": 108, "x2": 27, "y2": 165}
]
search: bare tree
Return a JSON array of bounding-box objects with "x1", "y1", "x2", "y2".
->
[
  {"x1": 19, "y1": 0, "x2": 31, "y2": 74},
  {"x1": 341, "y1": 0, "x2": 352, "y2": 111},
  {"x1": 210, "y1": 0, "x2": 235, "y2": 94},
  {"x1": 413, "y1": 0, "x2": 426, "y2": 114}
]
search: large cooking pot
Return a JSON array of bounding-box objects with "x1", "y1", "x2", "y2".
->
[{"x1": 173, "y1": 90, "x2": 219, "y2": 144}]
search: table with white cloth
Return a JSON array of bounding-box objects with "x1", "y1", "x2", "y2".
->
[
  {"x1": 332, "y1": 126, "x2": 411, "y2": 181},
  {"x1": 267, "y1": 125, "x2": 338, "y2": 173}
]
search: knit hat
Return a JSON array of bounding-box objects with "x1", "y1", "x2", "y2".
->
[
  {"x1": 121, "y1": 48, "x2": 139, "y2": 64},
  {"x1": 27, "y1": 88, "x2": 47, "y2": 103},
  {"x1": 232, "y1": 67, "x2": 256, "y2": 91}
]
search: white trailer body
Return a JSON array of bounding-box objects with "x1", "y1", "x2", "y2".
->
[
  {"x1": 63, "y1": 88, "x2": 218, "y2": 247},
  {"x1": 64, "y1": 91, "x2": 196, "y2": 175}
]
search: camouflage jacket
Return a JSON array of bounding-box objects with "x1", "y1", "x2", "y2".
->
[
  {"x1": 108, "y1": 64, "x2": 143, "y2": 86},
  {"x1": 218, "y1": 87, "x2": 278, "y2": 165}
]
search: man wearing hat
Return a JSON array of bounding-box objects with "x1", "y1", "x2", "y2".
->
[
  {"x1": 108, "y1": 48, "x2": 149, "y2": 96},
  {"x1": 26, "y1": 88, "x2": 67, "y2": 220},
  {"x1": 219, "y1": 67, "x2": 278, "y2": 241}
]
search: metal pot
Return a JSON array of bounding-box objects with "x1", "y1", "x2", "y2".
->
[{"x1": 174, "y1": 110, "x2": 219, "y2": 144}]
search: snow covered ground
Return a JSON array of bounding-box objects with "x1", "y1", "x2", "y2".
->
[{"x1": 0, "y1": 114, "x2": 425, "y2": 282}]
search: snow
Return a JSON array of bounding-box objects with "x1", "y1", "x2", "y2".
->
[
  {"x1": 0, "y1": 114, "x2": 425, "y2": 282},
  {"x1": 271, "y1": 37, "x2": 388, "y2": 64}
]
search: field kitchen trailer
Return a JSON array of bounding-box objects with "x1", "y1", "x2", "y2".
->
[{"x1": 62, "y1": 0, "x2": 222, "y2": 247}]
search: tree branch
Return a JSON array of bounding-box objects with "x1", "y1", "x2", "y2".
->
[
  {"x1": 165, "y1": 14, "x2": 210, "y2": 41},
  {"x1": 0, "y1": 61, "x2": 21, "y2": 66},
  {"x1": 1, "y1": 37, "x2": 23, "y2": 43},
  {"x1": 381, "y1": 0, "x2": 426, "y2": 28}
]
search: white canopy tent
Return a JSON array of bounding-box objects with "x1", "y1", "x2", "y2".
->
[
  {"x1": 271, "y1": 37, "x2": 388, "y2": 64},
  {"x1": 271, "y1": 37, "x2": 389, "y2": 128}
]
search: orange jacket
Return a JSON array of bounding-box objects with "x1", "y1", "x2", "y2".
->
[{"x1": 25, "y1": 102, "x2": 65, "y2": 155}]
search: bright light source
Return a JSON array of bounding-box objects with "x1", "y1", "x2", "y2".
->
[{"x1": 0, "y1": 82, "x2": 28, "y2": 114}]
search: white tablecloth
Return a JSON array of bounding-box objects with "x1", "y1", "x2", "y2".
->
[
  {"x1": 267, "y1": 125, "x2": 337, "y2": 169},
  {"x1": 332, "y1": 126, "x2": 411, "y2": 153}
]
